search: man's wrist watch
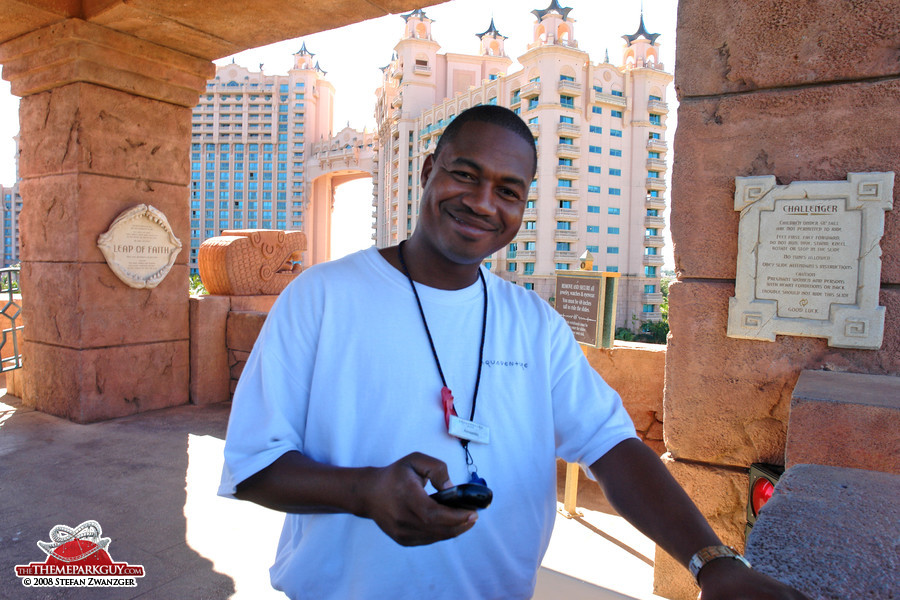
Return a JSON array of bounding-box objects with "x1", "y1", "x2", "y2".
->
[{"x1": 688, "y1": 545, "x2": 751, "y2": 585}]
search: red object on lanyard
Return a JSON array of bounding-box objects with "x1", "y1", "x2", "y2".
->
[{"x1": 441, "y1": 386, "x2": 459, "y2": 429}]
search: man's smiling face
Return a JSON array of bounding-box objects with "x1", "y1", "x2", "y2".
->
[{"x1": 414, "y1": 120, "x2": 535, "y2": 270}]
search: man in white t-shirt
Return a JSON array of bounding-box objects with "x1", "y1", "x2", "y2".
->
[{"x1": 220, "y1": 105, "x2": 808, "y2": 600}]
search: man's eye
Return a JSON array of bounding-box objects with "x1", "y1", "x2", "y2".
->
[
  {"x1": 452, "y1": 171, "x2": 476, "y2": 181},
  {"x1": 498, "y1": 188, "x2": 521, "y2": 201}
]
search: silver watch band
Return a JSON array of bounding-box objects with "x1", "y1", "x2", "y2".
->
[{"x1": 688, "y1": 545, "x2": 751, "y2": 585}]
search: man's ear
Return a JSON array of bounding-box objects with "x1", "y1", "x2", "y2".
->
[{"x1": 421, "y1": 153, "x2": 435, "y2": 187}]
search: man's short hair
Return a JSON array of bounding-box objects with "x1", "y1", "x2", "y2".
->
[{"x1": 433, "y1": 105, "x2": 537, "y2": 178}]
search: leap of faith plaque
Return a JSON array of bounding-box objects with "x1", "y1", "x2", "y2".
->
[
  {"x1": 728, "y1": 172, "x2": 894, "y2": 349},
  {"x1": 97, "y1": 204, "x2": 182, "y2": 289}
]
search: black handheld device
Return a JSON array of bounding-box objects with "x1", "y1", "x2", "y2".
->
[{"x1": 430, "y1": 483, "x2": 493, "y2": 510}]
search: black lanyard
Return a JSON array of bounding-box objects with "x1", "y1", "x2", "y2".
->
[{"x1": 396, "y1": 241, "x2": 487, "y2": 471}]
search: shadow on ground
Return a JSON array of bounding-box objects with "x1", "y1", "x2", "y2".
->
[{"x1": 0, "y1": 394, "x2": 236, "y2": 599}]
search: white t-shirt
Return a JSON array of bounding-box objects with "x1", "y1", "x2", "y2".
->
[{"x1": 219, "y1": 247, "x2": 636, "y2": 599}]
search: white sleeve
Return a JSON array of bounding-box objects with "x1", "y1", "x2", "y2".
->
[
  {"x1": 217, "y1": 274, "x2": 324, "y2": 498},
  {"x1": 548, "y1": 310, "x2": 637, "y2": 474}
]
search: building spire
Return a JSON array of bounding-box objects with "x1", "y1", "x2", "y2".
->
[
  {"x1": 476, "y1": 18, "x2": 507, "y2": 40},
  {"x1": 622, "y1": 13, "x2": 661, "y2": 45},
  {"x1": 531, "y1": 0, "x2": 573, "y2": 22},
  {"x1": 295, "y1": 41, "x2": 315, "y2": 56}
]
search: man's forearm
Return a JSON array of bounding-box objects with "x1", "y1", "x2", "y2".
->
[
  {"x1": 234, "y1": 450, "x2": 373, "y2": 515},
  {"x1": 589, "y1": 438, "x2": 721, "y2": 566}
]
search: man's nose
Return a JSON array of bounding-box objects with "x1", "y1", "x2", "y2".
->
[{"x1": 463, "y1": 182, "x2": 496, "y2": 215}]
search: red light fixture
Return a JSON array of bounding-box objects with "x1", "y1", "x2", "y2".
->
[{"x1": 746, "y1": 463, "x2": 784, "y2": 539}]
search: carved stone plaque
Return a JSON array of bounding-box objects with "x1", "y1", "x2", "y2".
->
[
  {"x1": 728, "y1": 172, "x2": 894, "y2": 349},
  {"x1": 97, "y1": 204, "x2": 182, "y2": 289}
]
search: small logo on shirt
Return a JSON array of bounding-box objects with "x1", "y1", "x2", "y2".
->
[{"x1": 482, "y1": 359, "x2": 529, "y2": 370}]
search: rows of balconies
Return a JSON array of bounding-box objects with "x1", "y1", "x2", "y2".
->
[
  {"x1": 557, "y1": 144, "x2": 580, "y2": 157},
  {"x1": 557, "y1": 122, "x2": 581, "y2": 136},
  {"x1": 646, "y1": 196, "x2": 667, "y2": 211},
  {"x1": 646, "y1": 215, "x2": 666, "y2": 228},
  {"x1": 593, "y1": 91, "x2": 627, "y2": 107},
  {"x1": 555, "y1": 187, "x2": 579, "y2": 199},
  {"x1": 643, "y1": 292, "x2": 664, "y2": 304},
  {"x1": 647, "y1": 139, "x2": 667, "y2": 152},
  {"x1": 554, "y1": 250, "x2": 577, "y2": 261},
  {"x1": 643, "y1": 254, "x2": 666, "y2": 267},
  {"x1": 646, "y1": 178, "x2": 667, "y2": 191},
  {"x1": 557, "y1": 80, "x2": 581, "y2": 95},
  {"x1": 556, "y1": 165, "x2": 579, "y2": 177},
  {"x1": 513, "y1": 250, "x2": 536, "y2": 260},
  {"x1": 645, "y1": 235, "x2": 665, "y2": 247},
  {"x1": 555, "y1": 207, "x2": 579, "y2": 219},
  {"x1": 520, "y1": 81, "x2": 541, "y2": 98},
  {"x1": 515, "y1": 229, "x2": 537, "y2": 241},
  {"x1": 647, "y1": 99, "x2": 669, "y2": 113},
  {"x1": 554, "y1": 230, "x2": 579, "y2": 240},
  {"x1": 528, "y1": 122, "x2": 540, "y2": 136},
  {"x1": 523, "y1": 207, "x2": 538, "y2": 219},
  {"x1": 646, "y1": 157, "x2": 667, "y2": 170}
]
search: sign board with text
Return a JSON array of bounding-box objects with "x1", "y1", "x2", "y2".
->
[
  {"x1": 728, "y1": 172, "x2": 894, "y2": 349},
  {"x1": 97, "y1": 204, "x2": 182, "y2": 289},
  {"x1": 555, "y1": 271, "x2": 620, "y2": 348}
]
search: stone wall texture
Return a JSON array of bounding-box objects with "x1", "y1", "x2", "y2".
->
[{"x1": 661, "y1": 1, "x2": 900, "y2": 598}]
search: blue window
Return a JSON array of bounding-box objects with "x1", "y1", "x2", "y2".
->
[
  {"x1": 560, "y1": 115, "x2": 574, "y2": 124},
  {"x1": 645, "y1": 284, "x2": 657, "y2": 293},
  {"x1": 643, "y1": 304, "x2": 656, "y2": 313},
  {"x1": 607, "y1": 266, "x2": 619, "y2": 272},
  {"x1": 610, "y1": 148, "x2": 623, "y2": 157},
  {"x1": 587, "y1": 205, "x2": 601, "y2": 213},
  {"x1": 645, "y1": 247, "x2": 658, "y2": 255},
  {"x1": 525, "y1": 221, "x2": 536, "y2": 230},
  {"x1": 611, "y1": 110, "x2": 623, "y2": 118},
  {"x1": 556, "y1": 263, "x2": 570, "y2": 270},
  {"x1": 650, "y1": 114, "x2": 661, "y2": 125},
  {"x1": 587, "y1": 185, "x2": 602, "y2": 193},
  {"x1": 609, "y1": 168, "x2": 622, "y2": 176},
  {"x1": 611, "y1": 90, "x2": 624, "y2": 97},
  {"x1": 608, "y1": 227, "x2": 620, "y2": 234},
  {"x1": 593, "y1": 85, "x2": 602, "y2": 93},
  {"x1": 528, "y1": 97, "x2": 539, "y2": 109},
  {"x1": 607, "y1": 247, "x2": 619, "y2": 254},
  {"x1": 649, "y1": 95, "x2": 662, "y2": 101},
  {"x1": 608, "y1": 207, "x2": 621, "y2": 215},
  {"x1": 556, "y1": 242, "x2": 570, "y2": 251},
  {"x1": 586, "y1": 245, "x2": 599, "y2": 252},
  {"x1": 609, "y1": 188, "x2": 621, "y2": 195},
  {"x1": 586, "y1": 225, "x2": 599, "y2": 233},
  {"x1": 589, "y1": 145, "x2": 602, "y2": 154},
  {"x1": 558, "y1": 179, "x2": 572, "y2": 187},
  {"x1": 588, "y1": 165, "x2": 602, "y2": 174},
  {"x1": 560, "y1": 75, "x2": 575, "y2": 82},
  {"x1": 645, "y1": 266, "x2": 657, "y2": 277},
  {"x1": 592, "y1": 106, "x2": 602, "y2": 114},
  {"x1": 611, "y1": 129, "x2": 623, "y2": 138},
  {"x1": 589, "y1": 125, "x2": 602, "y2": 134},
  {"x1": 556, "y1": 221, "x2": 571, "y2": 230}
]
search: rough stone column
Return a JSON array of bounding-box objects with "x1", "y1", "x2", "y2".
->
[
  {"x1": 0, "y1": 19, "x2": 214, "y2": 422},
  {"x1": 658, "y1": 1, "x2": 900, "y2": 598}
]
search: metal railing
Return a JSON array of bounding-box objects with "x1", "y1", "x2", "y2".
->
[{"x1": 0, "y1": 266, "x2": 23, "y2": 372}]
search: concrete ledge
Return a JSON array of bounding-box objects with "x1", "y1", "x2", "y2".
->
[
  {"x1": 746, "y1": 464, "x2": 900, "y2": 599},
  {"x1": 787, "y1": 370, "x2": 900, "y2": 474}
]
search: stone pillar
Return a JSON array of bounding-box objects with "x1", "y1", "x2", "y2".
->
[
  {"x1": 0, "y1": 19, "x2": 214, "y2": 422},
  {"x1": 658, "y1": 1, "x2": 900, "y2": 598},
  {"x1": 307, "y1": 175, "x2": 334, "y2": 265}
]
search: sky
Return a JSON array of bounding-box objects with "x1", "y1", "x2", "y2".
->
[{"x1": 0, "y1": 0, "x2": 677, "y2": 262}]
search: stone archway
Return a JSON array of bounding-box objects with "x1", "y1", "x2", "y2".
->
[{"x1": 304, "y1": 126, "x2": 376, "y2": 265}]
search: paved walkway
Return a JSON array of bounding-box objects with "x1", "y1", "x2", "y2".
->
[{"x1": 0, "y1": 394, "x2": 664, "y2": 600}]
